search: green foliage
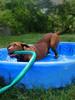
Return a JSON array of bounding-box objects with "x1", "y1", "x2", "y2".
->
[
  {"x1": 47, "y1": 14, "x2": 62, "y2": 32},
  {"x1": 0, "y1": 0, "x2": 75, "y2": 34}
]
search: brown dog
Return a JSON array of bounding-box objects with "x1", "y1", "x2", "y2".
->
[{"x1": 7, "y1": 32, "x2": 60, "y2": 61}]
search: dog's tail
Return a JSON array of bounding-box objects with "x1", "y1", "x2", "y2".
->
[
  {"x1": 55, "y1": 27, "x2": 69, "y2": 35},
  {"x1": 55, "y1": 30, "x2": 66, "y2": 35}
]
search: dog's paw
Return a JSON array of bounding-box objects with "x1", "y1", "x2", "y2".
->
[{"x1": 55, "y1": 55, "x2": 58, "y2": 59}]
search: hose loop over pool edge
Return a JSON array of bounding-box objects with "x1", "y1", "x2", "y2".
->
[{"x1": 0, "y1": 50, "x2": 36, "y2": 94}]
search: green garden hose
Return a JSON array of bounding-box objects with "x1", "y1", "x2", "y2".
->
[{"x1": 0, "y1": 50, "x2": 36, "y2": 94}]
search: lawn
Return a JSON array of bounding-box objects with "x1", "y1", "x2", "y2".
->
[
  {"x1": 0, "y1": 33, "x2": 75, "y2": 100},
  {"x1": 0, "y1": 33, "x2": 75, "y2": 48}
]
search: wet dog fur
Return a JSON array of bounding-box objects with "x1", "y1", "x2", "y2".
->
[{"x1": 7, "y1": 32, "x2": 61, "y2": 61}]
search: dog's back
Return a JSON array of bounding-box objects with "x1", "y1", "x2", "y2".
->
[
  {"x1": 7, "y1": 32, "x2": 61, "y2": 61},
  {"x1": 33, "y1": 32, "x2": 60, "y2": 60},
  {"x1": 35, "y1": 32, "x2": 60, "y2": 47}
]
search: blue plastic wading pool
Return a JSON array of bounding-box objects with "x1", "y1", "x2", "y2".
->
[{"x1": 0, "y1": 42, "x2": 75, "y2": 89}]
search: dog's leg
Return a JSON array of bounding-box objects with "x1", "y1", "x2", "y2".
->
[
  {"x1": 51, "y1": 48, "x2": 58, "y2": 58},
  {"x1": 50, "y1": 35, "x2": 59, "y2": 58}
]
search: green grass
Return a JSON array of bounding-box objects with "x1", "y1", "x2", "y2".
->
[
  {"x1": 0, "y1": 33, "x2": 75, "y2": 100},
  {"x1": 1, "y1": 84, "x2": 75, "y2": 100},
  {"x1": 0, "y1": 33, "x2": 42, "y2": 48},
  {"x1": 0, "y1": 33, "x2": 75, "y2": 48}
]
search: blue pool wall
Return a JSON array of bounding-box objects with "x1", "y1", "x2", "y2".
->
[{"x1": 0, "y1": 42, "x2": 75, "y2": 89}]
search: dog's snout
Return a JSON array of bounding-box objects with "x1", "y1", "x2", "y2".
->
[
  {"x1": 8, "y1": 47, "x2": 12, "y2": 51},
  {"x1": 8, "y1": 46, "x2": 13, "y2": 50},
  {"x1": 7, "y1": 45, "x2": 14, "y2": 54}
]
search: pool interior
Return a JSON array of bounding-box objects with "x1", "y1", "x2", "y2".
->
[{"x1": 0, "y1": 42, "x2": 75, "y2": 62}]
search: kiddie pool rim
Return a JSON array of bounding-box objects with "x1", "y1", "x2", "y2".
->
[{"x1": 0, "y1": 42, "x2": 75, "y2": 65}]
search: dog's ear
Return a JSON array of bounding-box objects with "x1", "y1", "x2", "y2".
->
[{"x1": 21, "y1": 43, "x2": 29, "y2": 48}]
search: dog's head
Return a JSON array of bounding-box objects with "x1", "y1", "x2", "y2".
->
[{"x1": 7, "y1": 42, "x2": 29, "y2": 56}]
